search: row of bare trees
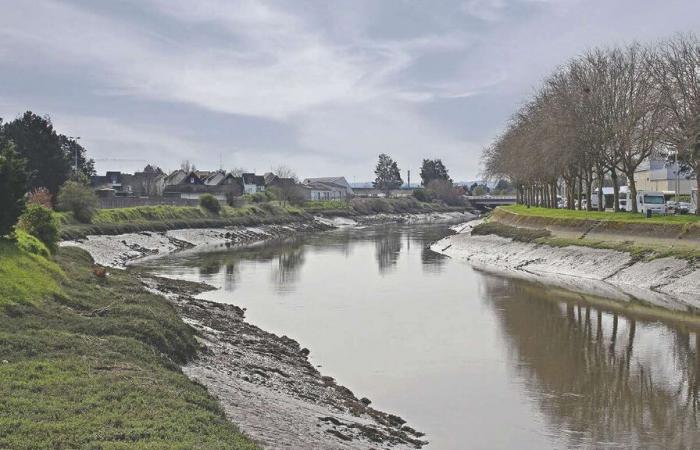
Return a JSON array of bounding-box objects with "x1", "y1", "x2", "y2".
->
[{"x1": 483, "y1": 33, "x2": 700, "y2": 214}]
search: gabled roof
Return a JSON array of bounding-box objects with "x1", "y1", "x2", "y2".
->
[
  {"x1": 242, "y1": 173, "x2": 265, "y2": 186},
  {"x1": 204, "y1": 172, "x2": 227, "y2": 186},
  {"x1": 305, "y1": 181, "x2": 347, "y2": 191},
  {"x1": 165, "y1": 170, "x2": 202, "y2": 185},
  {"x1": 303, "y1": 177, "x2": 353, "y2": 193}
]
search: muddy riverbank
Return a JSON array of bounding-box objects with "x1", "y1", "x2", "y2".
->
[
  {"x1": 62, "y1": 212, "x2": 474, "y2": 268},
  {"x1": 59, "y1": 212, "x2": 472, "y2": 449},
  {"x1": 432, "y1": 221, "x2": 700, "y2": 309},
  {"x1": 139, "y1": 275, "x2": 426, "y2": 449}
]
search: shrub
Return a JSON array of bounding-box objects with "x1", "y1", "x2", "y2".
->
[
  {"x1": 412, "y1": 189, "x2": 429, "y2": 202},
  {"x1": 57, "y1": 181, "x2": 98, "y2": 223},
  {"x1": 248, "y1": 192, "x2": 268, "y2": 203},
  {"x1": 27, "y1": 187, "x2": 53, "y2": 209},
  {"x1": 14, "y1": 229, "x2": 51, "y2": 257},
  {"x1": 199, "y1": 194, "x2": 221, "y2": 214},
  {"x1": 426, "y1": 179, "x2": 465, "y2": 206},
  {"x1": 17, "y1": 204, "x2": 59, "y2": 253}
]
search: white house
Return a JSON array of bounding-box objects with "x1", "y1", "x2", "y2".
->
[
  {"x1": 302, "y1": 177, "x2": 353, "y2": 200},
  {"x1": 242, "y1": 173, "x2": 266, "y2": 194}
]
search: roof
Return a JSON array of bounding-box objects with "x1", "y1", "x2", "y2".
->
[
  {"x1": 242, "y1": 173, "x2": 265, "y2": 185},
  {"x1": 204, "y1": 172, "x2": 227, "y2": 186},
  {"x1": 305, "y1": 181, "x2": 347, "y2": 191},
  {"x1": 164, "y1": 170, "x2": 187, "y2": 185},
  {"x1": 303, "y1": 177, "x2": 353, "y2": 193}
]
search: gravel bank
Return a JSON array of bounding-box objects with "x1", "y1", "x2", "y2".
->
[{"x1": 432, "y1": 221, "x2": 700, "y2": 309}]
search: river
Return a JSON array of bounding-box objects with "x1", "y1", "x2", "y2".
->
[{"x1": 136, "y1": 223, "x2": 700, "y2": 449}]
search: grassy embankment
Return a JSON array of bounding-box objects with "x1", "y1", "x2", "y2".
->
[
  {"x1": 0, "y1": 236, "x2": 259, "y2": 449},
  {"x1": 59, "y1": 197, "x2": 464, "y2": 240},
  {"x1": 473, "y1": 205, "x2": 700, "y2": 261}
]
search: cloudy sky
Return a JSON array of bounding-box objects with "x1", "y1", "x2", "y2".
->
[{"x1": 1, "y1": 0, "x2": 698, "y2": 181}]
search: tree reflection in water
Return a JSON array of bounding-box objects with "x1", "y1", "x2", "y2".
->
[
  {"x1": 374, "y1": 229, "x2": 402, "y2": 273},
  {"x1": 483, "y1": 276, "x2": 700, "y2": 448},
  {"x1": 270, "y1": 245, "x2": 305, "y2": 294}
]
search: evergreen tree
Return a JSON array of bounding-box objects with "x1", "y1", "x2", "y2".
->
[
  {"x1": 0, "y1": 135, "x2": 28, "y2": 236},
  {"x1": 373, "y1": 153, "x2": 403, "y2": 195},
  {"x1": 2, "y1": 112, "x2": 71, "y2": 195},
  {"x1": 420, "y1": 159, "x2": 452, "y2": 186}
]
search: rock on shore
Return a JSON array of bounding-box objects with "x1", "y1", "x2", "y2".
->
[
  {"x1": 142, "y1": 276, "x2": 427, "y2": 450},
  {"x1": 432, "y1": 221, "x2": 700, "y2": 309}
]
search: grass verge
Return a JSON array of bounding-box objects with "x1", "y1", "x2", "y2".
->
[
  {"x1": 0, "y1": 239, "x2": 259, "y2": 449},
  {"x1": 58, "y1": 199, "x2": 467, "y2": 240},
  {"x1": 471, "y1": 221, "x2": 700, "y2": 262},
  {"x1": 502, "y1": 204, "x2": 700, "y2": 224}
]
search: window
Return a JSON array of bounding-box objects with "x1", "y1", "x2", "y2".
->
[{"x1": 643, "y1": 195, "x2": 664, "y2": 205}]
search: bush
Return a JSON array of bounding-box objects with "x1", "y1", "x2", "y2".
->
[
  {"x1": 426, "y1": 179, "x2": 465, "y2": 206},
  {"x1": 57, "y1": 181, "x2": 98, "y2": 223},
  {"x1": 199, "y1": 194, "x2": 221, "y2": 214},
  {"x1": 17, "y1": 204, "x2": 59, "y2": 253},
  {"x1": 27, "y1": 187, "x2": 53, "y2": 209},
  {"x1": 14, "y1": 229, "x2": 51, "y2": 257},
  {"x1": 412, "y1": 189, "x2": 429, "y2": 202},
  {"x1": 247, "y1": 192, "x2": 269, "y2": 203}
]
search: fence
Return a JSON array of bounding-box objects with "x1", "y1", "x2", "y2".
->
[{"x1": 98, "y1": 197, "x2": 201, "y2": 209}]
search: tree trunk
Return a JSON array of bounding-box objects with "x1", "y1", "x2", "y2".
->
[
  {"x1": 696, "y1": 164, "x2": 700, "y2": 216},
  {"x1": 611, "y1": 168, "x2": 620, "y2": 213},
  {"x1": 596, "y1": 165, "x2": 604, "y2": 211},
  {"x1": 585, "y1": 169, "x2": 593, "y2": 212},
  {"x1": 628, "y1": 174, "x2": 638, "y2": 214},
  {"x1": 577, "y1": 174, "x2": 583, "y2": 210}
]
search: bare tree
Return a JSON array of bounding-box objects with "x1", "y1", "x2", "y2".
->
[
  {"x1": 271, "y1": 165, "x2": 298, "y2": 182},
  {"x1": 650, "y1": 33, "x2": 700, "y2": 214}
]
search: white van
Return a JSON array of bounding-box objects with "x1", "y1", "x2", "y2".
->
[{"x1": 634, "y1": 191, "x2": 667, "y2": 215}]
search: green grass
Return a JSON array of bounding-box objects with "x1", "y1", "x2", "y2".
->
[
  {"x1": 503, "y1": 204, "x2": 700, "y2": 224},
  {"x1": 303, "y1": 200, "x2": 350, "y2": 210},
  {"x1": 0, "y1": 243, "x2": 259, "y2": 449},
  {"x1": 0, "y1": 236, "x2": 63, "y2": 307},
  {"x1": 472, "y1": 220, "x2": 700, "y2": 262},
  {"x1": 58, "y1": 199, "x2": 465, "y2": 240}
]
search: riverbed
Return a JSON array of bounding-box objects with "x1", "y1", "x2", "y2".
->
[{"x1": 136, "y1": 223, "x2": 700, "y2": 449}]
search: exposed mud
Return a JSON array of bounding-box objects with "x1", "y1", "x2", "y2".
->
[
  {"x1": 61, "y1": 221, "x2": 333, "y2": 269},
  {"x1": 141, "y1": 276, "x2": 427, "y2": 449}
]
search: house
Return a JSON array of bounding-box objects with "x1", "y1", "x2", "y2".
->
[
  {"x1": 302, "y1": 177, "x2": 353, "y2": 201},
  {"x1": 634, "y1": 158, "x2": 696, "y2": 195},
  {"x1": 242, "y1": 173, "x2": 266, "y2": 194},
  {"x1": 163, "y1": 169, "x2": 204, "y2": 187},
  {"x1": 264, "y1": 173, "x2": 296, "y2": 189},
  {"x1": 123, "y1": 168, "x2": 166, "y2": 197},
  {"x1": 91, "y1": 171, "x2": 126, "y2": 191},
  {"x1": 164, "y1": 170, "x2": 243, "y2": 201}
]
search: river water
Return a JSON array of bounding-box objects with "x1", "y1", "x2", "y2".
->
[{"x1": 137, "y1": 223, "x2": 700, "y2": 449}]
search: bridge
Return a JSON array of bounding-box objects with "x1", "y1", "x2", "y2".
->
[{"x1": 466, "y1": 195, "x2": 517, "y2": 210}]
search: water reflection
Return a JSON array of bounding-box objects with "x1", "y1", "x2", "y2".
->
[
  {"x1": 271, "y1": 244, "x2": 305, "y2": 293},
  {"x1": 484, "y1": 276, "x2": 700, "y2": 448},
  {"x1": 374, "y1": 229, "x2": 402, "y2": 273}
]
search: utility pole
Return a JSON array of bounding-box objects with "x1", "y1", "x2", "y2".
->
[
  {"x1": 407, "y1": 169, "x2": 411, "y2": 189},
  {"x1": 70, "y1": 136, "x2": 81, "y2": 178}
]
